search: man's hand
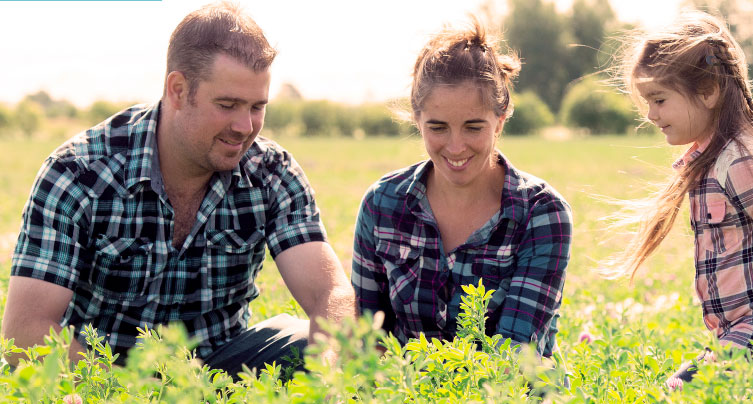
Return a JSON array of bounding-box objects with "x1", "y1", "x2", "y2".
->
[{"x1": 274, "y1": 242, "x2": 356, "y2": 348}]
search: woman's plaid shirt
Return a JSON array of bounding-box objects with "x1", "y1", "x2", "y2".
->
[
  {"x1": 675, "y1": 136, "x2": 753, "y2": 350},
  {"x1": 11, "y1": 103, "x2": 326, "y2": 359},
  {"x1": 352, "y1": 154, "x2": 571, "y2": 356}
]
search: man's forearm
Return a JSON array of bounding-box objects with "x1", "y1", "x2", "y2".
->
[
  {"x1": 307, "y1": 283, "x2": 357, "y2": 340},
  {"x1": 2, "y1": 320, "x2": 85, "y2": 366}
]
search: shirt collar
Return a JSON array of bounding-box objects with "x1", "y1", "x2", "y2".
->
[
  {"x1": 123, "y1": 102, "x2": 161, "y2": 191},
  {"x1": 672, "y1": 137, "x2": 712, "y2": 171},
  {"x1": 403, "y1": 150, "x2": 522, "y2": 222}
]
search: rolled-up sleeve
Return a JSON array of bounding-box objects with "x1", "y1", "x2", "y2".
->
[
  {"x1": 12, "y1": 157, "x2": 90, "y2": 290},
  {"x1": 264, "y1": 151, "x2": 327, "y2": 257},
  {"x1": 351, "y1": 189, "x2": 396, "y2": 332},
  {"x1": 498, "y1": 195, "x2": 572, "y2": 354}
]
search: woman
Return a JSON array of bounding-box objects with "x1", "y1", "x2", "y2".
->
[{"x1": 351, "y1": 19, "x2": 572, "y2": 357}]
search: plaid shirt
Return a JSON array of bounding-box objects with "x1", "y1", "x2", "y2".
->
[
  {"x1": 675, "y1": 136, "x2": 753, "y2": 349},
  {"x1": 352, "y1": 154, "x2": 571, "y2": 356},
  {"x1": 11, "y1": 102, "x2": 326, "y2": 358}
]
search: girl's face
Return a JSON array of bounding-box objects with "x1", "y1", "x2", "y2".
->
[
  {"x1": 635, "y1": 79, "x2": 718, "y2": 146},
  {"x1": 416, "y1": 82, "x2": 504, "y2": 189}
]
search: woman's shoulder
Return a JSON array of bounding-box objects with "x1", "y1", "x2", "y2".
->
[
  {"x1": 364, "y1": 161, "x2": 428, "y2": 201},
  {"x1": 504, "y1": 160, "x2": 570, "y2": 212}
]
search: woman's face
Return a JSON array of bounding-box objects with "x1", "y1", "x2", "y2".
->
[{"x1": 416, "y1": 82, "x2": 504, "y2": 189}]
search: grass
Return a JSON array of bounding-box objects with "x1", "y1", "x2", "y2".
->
[{"x1": 0, "y1": 132, "x2": 721, "y2": 400}]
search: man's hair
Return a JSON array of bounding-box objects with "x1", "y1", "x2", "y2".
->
[{"x1": 164, "y1": 1, "x2": 277, "y2": 101}]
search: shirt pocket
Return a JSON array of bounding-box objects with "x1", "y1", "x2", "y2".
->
[
  {"x1": 698, "y1": 195, "x2": 742, "y2": 254},
  {"x1": 206, "y1": 228, "x2": 265, "y2": 301},
  {"x1": 89, "y1": 236, "x2": 154, "y2": 302},
  {"x1": 375, "y1": 240, "x2": 422, "y2": 306},
  {"x1": 471, "y1": 254, "x2": 514, "y2": 316}
]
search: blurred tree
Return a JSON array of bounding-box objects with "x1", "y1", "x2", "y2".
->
[
  {"x1": 0, "y1": 103, "x2": 12, "y2": 135},
  {"x1": 87, "y1": 100, "x2": 123, "y2": 125},
  {"x1": 504, "y1": 91, "x2": 555, "y2": 135},
  {"x1": 46, "y1": 99, "x2": 79, "y2": 119},
  {"x1": 265, "y1": 99, "x2": 302, "y2": 134},
  {"x1": 485, "y1": 0, "x2": 618, "y2": 114},
  {"x1": 300, "y1": 100, "x2": 338, "y2": 136},
  {"x1": 21, "y1": 91, "x2": 79, "y2": 119},
  {"x1": 569, "y1": 0, "x2": 616, "y2": 79},
  {"x1": 276, "y1": 82, "x2": 304, "y2": 101},
  {"x1": 15, "y1": 100, "x2": 43, "y2": 137},
  {"x1": 559, "y1": 76, "x2": 637, "y2": 134},
  {"x1": 502, "y1": 0, "x2": 571, "y2": 112},
  {"x1": 358, "y1": 103, "x2": 404, "y2": 136},
  {"x1": 24, "y1": 91, "x2": 53, "y2": 109}
]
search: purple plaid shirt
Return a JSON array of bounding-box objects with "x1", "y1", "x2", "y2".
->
[{"x1": 352, "y1": 153, "x2": 571, "y2": 356}]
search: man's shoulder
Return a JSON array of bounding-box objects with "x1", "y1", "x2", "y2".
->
[{"x1": 50, "y1": 103, "x2": 157, "y2": 168}]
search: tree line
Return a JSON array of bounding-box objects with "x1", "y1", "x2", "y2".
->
[{"x1": 1, "y1": 0, "x2": 749, "y2": 139}]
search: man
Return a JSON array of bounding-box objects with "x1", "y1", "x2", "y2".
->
[{"x1": 2, "y1": 2, "x2": 355, "y2": 377}]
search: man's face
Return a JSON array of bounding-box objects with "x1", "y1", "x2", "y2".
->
[{"x1": 172, "y1": 53, "x2": 271, "y2": 177}]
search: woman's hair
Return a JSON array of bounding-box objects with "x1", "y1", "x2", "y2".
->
[
  {"x1": 165, "y1": 1, "x2": 277, "y2": 102},
  {"x1": 410, "y1": 17, "x2": 521, "y2": 120},
  {"x1": 609, "y1": 10, "x2": 753, "y2": 279}
]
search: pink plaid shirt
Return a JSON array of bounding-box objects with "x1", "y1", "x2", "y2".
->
[{"x1": 675, "y1": 135, "x2": 753, "y2": 349}]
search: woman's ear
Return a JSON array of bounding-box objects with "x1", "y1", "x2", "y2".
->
[{"x1": 494, "y1": 114, "x2": 506, "y2": 136}]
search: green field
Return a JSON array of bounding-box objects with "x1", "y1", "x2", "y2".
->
[{"x1": 2, "y1": 134, "x2": 747, "y2": 401}]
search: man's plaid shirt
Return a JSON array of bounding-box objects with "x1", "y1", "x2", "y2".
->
[
  {"x1": 11, "y1": 102, "x2": 326, "y2": 359},
  {"x1": 352, "y1": 154, "x2": 571, "y2": 356},
  {"x1": 675, "y1": 135, "x2": 753, "y2": 350}
]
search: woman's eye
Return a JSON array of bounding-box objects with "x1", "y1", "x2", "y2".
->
[
  {"x1": 428, "y1": 126, "x2": 446, "y2": 133},
  {"x1": 654, "y1": 99, "x2": 665, "y2": 105},
  {"x1": 466, "y1": 126, "x2": 482, "y2": 132}
]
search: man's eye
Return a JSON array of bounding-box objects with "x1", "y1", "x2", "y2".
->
[{"x1": 219, "y1": 103, "x2": 235, "y2": 110}]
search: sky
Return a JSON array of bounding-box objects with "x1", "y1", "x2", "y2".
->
[{"x1": 0, "y1": 0, "x2": 685, "y2": 108}]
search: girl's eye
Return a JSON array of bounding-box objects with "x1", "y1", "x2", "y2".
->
[{"x1": 654, "y1": 99, "x2": 665, "y2": 105}]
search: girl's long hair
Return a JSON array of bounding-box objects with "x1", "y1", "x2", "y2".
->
[{"x1": 607, "y1": 10, "x2": 753, "y2": 280}]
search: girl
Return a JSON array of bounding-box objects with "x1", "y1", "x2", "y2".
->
[
  {"x1": 615, "y1": 11, "x2": 753, "y2": 386},
  {"x1": 351, "y1": 19, "x2": 572, "y2": 358}
]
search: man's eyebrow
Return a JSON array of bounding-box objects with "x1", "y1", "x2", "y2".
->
[{"x1": 214, "y1": 97, "x2": 269, "y2": 104}]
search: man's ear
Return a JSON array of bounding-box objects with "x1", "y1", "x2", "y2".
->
[
  {"x1": 700, "y1": 82, "x2": 720, "y2": 109},
  {"x1": 165, "y1": 71, "x2": 189, "y2": 109}
]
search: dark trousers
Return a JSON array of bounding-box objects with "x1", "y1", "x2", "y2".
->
[{"x1": 199, "y1": 313, "x2": 309, "y2": 379}]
